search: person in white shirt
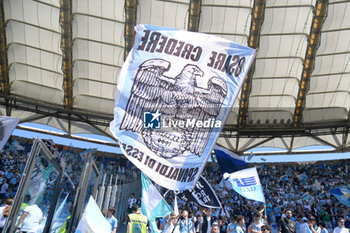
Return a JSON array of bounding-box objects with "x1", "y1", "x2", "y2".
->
[
  {"x1": 333, "y1": 218, "x2": 349, "y2": 233},
  {"x1": 235, "y1": 215, "x2": 246, "y2": 233},
  {"x1": 16, "y1": 203, "x2": 43, "y2": 233},
  {"x1": 319, "y1": 222, "x2": 328, "y2": 233},
  {"x1": 162, "y1": 213, "x2": 180, "y2": 233},
  {"x1": 124, "y1": 193, "x2": 137, "y2": 224},
  {"x1": 308, "y1": 216, "x2": 321, "y2": 233}
]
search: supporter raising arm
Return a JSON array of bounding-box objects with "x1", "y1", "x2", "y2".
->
[{"x1": 248, "y1": 212, "x2": 264, "y2": 233}]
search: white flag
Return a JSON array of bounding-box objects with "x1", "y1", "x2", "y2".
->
[
  {"x1": 75, "y1": 196, "x2": 110, "y2": 233},
  {"x1": 0, "y1": 116, "x2": 19, "y2": 151},
  {"x1": 110, "y1": 24, "x2": 256, "y2": 190},
  {"x1": 224, "y1": 167, "x2": 265, "y2": 203}
]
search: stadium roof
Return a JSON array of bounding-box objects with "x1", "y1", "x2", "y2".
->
[{"x1": 0, "y1": 0, "x2": 350, "y2": 155}]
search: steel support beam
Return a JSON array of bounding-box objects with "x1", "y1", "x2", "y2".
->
[
  {"x1": 124, "y1": 0, "x2": 138, "y2": 60},
  {"x1": 238, "y1": 0, "x2": 266, "y2": 126},
  {"x1": 19, "y1": 112, "x2": 59, "y2": 123},
  {"x1": 188, "y1": 0, "x2": 201, "y2": 32},
  {"x1": 239, "y1": 137, "x2": 275, "y2": 153},
  {"x1": 17, "y1": 124, "x2": 120, "y2": 148},
  {"x1": 60, "y1": 0, "x2": 73, "y2": 110},
  {"x1": 0, "y1": 94, "x2": 112, "y2": 126},
  {"x1": 0, "y1": 0, "x2": 10, "y2": 115},
  {"x1": 293, "y1": 0, "x2": 328, "y2": 126},
  {"x1": 76, "y1": 115, "x2": 116, "y2": 140},
  {"x1": 308, "y1": 134, "x2": 337, "y2": 148}
]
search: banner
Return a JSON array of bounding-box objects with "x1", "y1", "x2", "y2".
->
[
  {"x1": 0, "y1": 116, "x2": 19, "y2": 152},
  {"x1": 224, "y1": 167, "x2": 265, "y2": 203},
  {"x1": 214, "y1": 146, "x2": 248, "y2": 174},
  {"x1": 177, "y1": 175, "x2": 222, "y2": 209},
  {"x1": 110, "y1": 24, "x2": 256, "y2": 190},
  {"x1": 75, "y1": 196, "x2": 111, "y2": 233}
]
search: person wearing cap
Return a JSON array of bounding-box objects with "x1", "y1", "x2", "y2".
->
[
  {"x1": 300, "y1": 217, "x2": 309, "y2": 233},
  {"x1": 278, "y1": 210, "x2": 296, "y2": 233},
  {"x1": 296, "y1": 216, "x2": 303, "y2": 233},
  {"x1": 333, "y1": 218, "x2": 349, "y2": 233}
]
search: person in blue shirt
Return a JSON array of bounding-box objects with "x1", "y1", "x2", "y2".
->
[
  {"x1": 226, "y1": 216, "x2": 237, "y2": 233},
  {"x1": 106, "y1": 207, "x2": 118, "y2": 233},
  {"x1": 235, "y1": 215, "x2": 246, "y2": 233},
  {"x1": 179, "y1": 209, "x2": 194, "y2": 233}
]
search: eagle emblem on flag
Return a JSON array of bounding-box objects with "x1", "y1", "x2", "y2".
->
[{"x1": 120, "y1": 58, "x2": 227, "y2": 158}]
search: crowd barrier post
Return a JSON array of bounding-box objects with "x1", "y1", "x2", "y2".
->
[
  {"x1": 97, "y1": 173, "x2": 106, "y2": 209},
  {"x1": 110, "y1": 173, "x2": 118, "y2": 208},
  {"x1": 103, "y1": 175, "x2": 113, "y2": 210}
]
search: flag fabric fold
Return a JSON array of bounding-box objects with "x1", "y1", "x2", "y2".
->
[
  {"x1": 177, "y1": 176, "x2": 222, "y2": 209},
  {"x1": 141, "y1": 173, "x2": 172, "y2": 233},
  {"x1": 0, "y1": 116, "x2": 19, "y2": 152},
  {"x1": 330, "y1": 188, "x2": 350, "y2": 207},
  {"x1": 224, "y1": 167, "x2": 265, "y2": 203},
  {"x1": 214, "y1": 146, "x2": 248, "y2": 174},
  {"x1": 75, "y1": 196, "x2": 111, "y2": 233}
]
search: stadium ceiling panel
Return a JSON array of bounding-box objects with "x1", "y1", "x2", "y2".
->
[{"x1": 1, "y1": 0, "x2": 350, "y2": 155}]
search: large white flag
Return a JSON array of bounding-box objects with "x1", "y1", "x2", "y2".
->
[
  {"x1": 75, "y1": 196, "x2": 111, "y2": 233},
  {"x1": 110, "y1": 24, "x2": 256, "y2": 190},
  {"x1": 224, "y1": 167, "x2": 265, "y2": 203},
  {"x1": 0, "y1": 116, "x2": 19, "y2": 151}
]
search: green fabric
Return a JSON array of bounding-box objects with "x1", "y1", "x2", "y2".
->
[
  {"x1": 57, "y1": 215, "x2": 71, "y2": 233},
  {"x1": 320, "y1": 210, "x2": 330, "y2": 222}
]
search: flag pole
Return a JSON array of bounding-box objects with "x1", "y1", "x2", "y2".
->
[
  {"x1": 171, "y1": 191, "x2": 181, "y2": 233},
  {"x1": 239, "y1": 195, "x2": 243, "y2": 214}
]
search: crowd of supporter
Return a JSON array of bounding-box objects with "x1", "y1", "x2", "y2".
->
[
  {"x1": 0, "y1": 136, "x2": 130, "y2": 232},
  {"x1": 157, "y1": 160, "x2": 350, "y2": 233},
  {"x1": 1, "y1": 136, "x2": 350, "y2": 233}
]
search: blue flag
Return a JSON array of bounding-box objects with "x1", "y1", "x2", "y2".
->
[
  {"x1": 224, "y1": 167, "x2": 265, "y2": 203},
  {"x1": 141, "y1": 173, "x2": 172, "y2": 233},
  {"x1": 330, "y1": 188, "x2": 350, "y2": 207},
  {"x1": 214, "y1": 146, "x2": 248, "y2": 174}
]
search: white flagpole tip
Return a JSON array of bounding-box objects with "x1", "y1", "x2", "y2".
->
[{"x1": 223, "y1": 173, "x2": 230, "y2": 180}]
